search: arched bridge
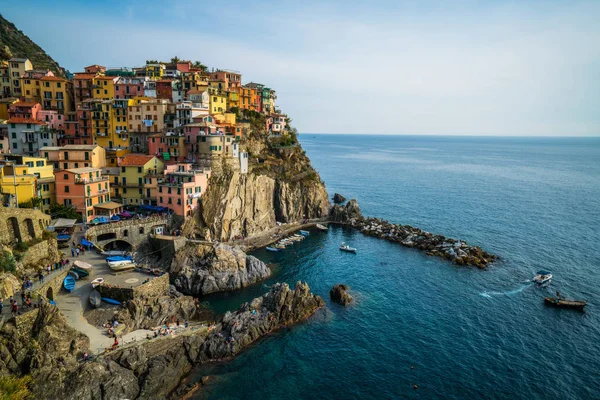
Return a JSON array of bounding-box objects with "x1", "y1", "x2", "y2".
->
[{"x1": 85, "y1": 216, "x2": 171, "y2": 250}]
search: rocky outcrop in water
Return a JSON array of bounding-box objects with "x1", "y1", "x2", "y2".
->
[
  {"x1": 171, "y1": 243, "x2": 271, "y2": 295},
  {"x1": 330, "y1": 284, "x2": 353, "y2": 306},
  {"x1": 42, "y1": 281, "x2": 323, "y2": 400},
  {"x1": 331, "y1": 199, "x2": 497, "y2": 268},
  {"x1": 332, "y1": 193, "x2": 347, "y2": 204}
]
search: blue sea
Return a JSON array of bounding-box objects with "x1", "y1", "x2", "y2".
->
[{"x1": 192, "y1": 135, "x2": 600, "y2": 399}]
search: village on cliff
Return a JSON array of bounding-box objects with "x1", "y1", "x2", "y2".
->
[{"x1": 0, "y1": 57, "x2": 291, "y2": 222}]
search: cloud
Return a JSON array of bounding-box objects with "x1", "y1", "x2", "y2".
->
[{"x1": 3, "y1": 0, "x2": 599, "y2": 136}]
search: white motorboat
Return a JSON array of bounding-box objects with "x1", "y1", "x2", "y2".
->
[
  {"x1": 533, "y1": 270, "x2": 552, "y2": 284},
  {"x1": 108, "y1": 259, "x2": 136, "y2": 268},
  {"x1": 101, "y1": 250, "x2": 128, "y2": 257},
  {"x1": 109, "y1": 262, "x2": 136, "y2": 272},
  {"x1": 339, "y1": 242, "x2": 357, "y2": 253},
  {"x1": 73, "y1": 260, "x2": 93, "y2": 270},
  {"x1": 91, "y1": 277, "x2": 104, "y2": 288},
  {"x1": 316, "y1": 224, "x2": 328, "y2": 231}
]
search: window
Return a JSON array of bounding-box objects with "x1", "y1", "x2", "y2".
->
[
  {"x1": 160, "y1": 197, "x2": 163, "y2": 203},
  {"x1": 137, "y1": 167, "x2": 142, "y2": 173},
  {"x1": 139, "y1": 227, "x2": 145, "y2": 234},
  {"x1": 84, "y1": 152, "x2": 89, "y2": 160},
  {"x1": 123, "y1": 229, "x2": 128, "y2": 237},
  {"x1": 36, "y1": 161, "x2": 44, "y2": 167},
  {"x1": 121, "y1": 167, "x2": 125, "y2": 173},
  {"x1": 63, "y1": 163, "x2": 68, "y2": 169},
  {"x1": 64, "y1": 199, "x2": 72, "y2": 206},
  {"x1": 64, "y1": 186, "x2": 70, "y2": 193},
  {"x1": 11, "y1": 132, "x2": 16, "y2": 139}
]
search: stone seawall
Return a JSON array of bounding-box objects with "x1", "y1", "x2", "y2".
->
[{"x1": 98, "y1": 273, "x2": 170, "y2": 303}]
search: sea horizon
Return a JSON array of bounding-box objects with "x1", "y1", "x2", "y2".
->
[{"x1": 303, "y1": 132, "x2": 600, "y2": 138}]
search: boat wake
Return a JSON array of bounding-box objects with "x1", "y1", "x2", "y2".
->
[{"x1": 480, "y1": 282, "x2": 534, "y2": 298}]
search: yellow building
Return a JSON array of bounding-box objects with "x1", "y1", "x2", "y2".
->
[
  {"x1": 0, "y1": 98, "x2": 17, "y2": 120},
  {"x1": 0, "y1": 164, "x2": 38, "y2": 209},
  {"x1": 208, "y1": 87, "x2": 227, "y2": 115},
  {"x1": 181, "y1": 71, "x2": 207, "y2": 92},
  {"x1": 1, "y1": 155, "x2": 55, "y2": 212},
  {"x1": 227, "y1": 90, "x2": 239, "y2": 110},
  {"x1": 0, "y1": 62, "x2": 10, "y2": 97},
  {"x1": 92, "y1": 76, "x2": 117, "y2": 100},
  {"x1": 7, "y1": 58, "x2": 33, "y2": 97},
  {"x1": 145, "y1": 64, "x2": 165, "y2": 79},
  {"x1": 117, "y1": 154, "x2": 164, "y2": 205},
  {"x1": 39, "y1": 76, "x2": 73, "y2": 114}
]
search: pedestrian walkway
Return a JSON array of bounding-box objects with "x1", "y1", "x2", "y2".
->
[{"x1": 0, "y1": 264, "x2": 68, "y2": 316}]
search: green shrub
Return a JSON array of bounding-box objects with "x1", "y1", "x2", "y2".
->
[
  {"x1": 0, "y1": 251, "x2": 16, "y2": 273},
  {"x1": 14, "y1": 242, "x2": 29, "y2": 252},
  {"x1": 0, "y1": 375, "x2": 32, "y2": 400}
]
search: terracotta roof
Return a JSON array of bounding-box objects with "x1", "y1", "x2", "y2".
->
[
  {"x1": 94, "y1": 76, "x2": 117, "y2": 80},
  {"x1": 10, "y1": 102, "x2": 39, "y2": 108},
  {"x1": 120, "y1": 154, "x2": 156, "y2": 166},
  {"x1": 40, "y1": 76, "x2": 68, "y2": 82},
  {"x1": 6, "y1": 118, "x2": 45, "y2": 125},
  {"x1": 73, "y1": 73, "x2": 97, "y2": 79}
]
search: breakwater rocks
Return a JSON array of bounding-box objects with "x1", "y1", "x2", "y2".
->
[
  {"x1": 330, "y1": 199, "x2": 497, "y2": 268},
  {"x1": 43, "y1": 282, "x2": 323, "y2": 400},
  {"x1": 330, "y1": 284, "x2": 353, "y2": 306},
  {"x1": 171, "y1": 243, "x2": 271, "y2": 295}
]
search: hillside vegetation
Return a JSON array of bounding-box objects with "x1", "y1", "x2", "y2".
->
[{"x1": 0, "y1": 14, "x2": 65, "y2": 77}]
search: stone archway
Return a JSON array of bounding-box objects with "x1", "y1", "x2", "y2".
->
[
  {"x1": 7, "y1": 217, "x2": 21, "y2": 242},
  {"x1": 103, "y1": 239, "x2": 133, "y2": 251},
  {"x1": 25, "y1": 218, "x2": 36, "y2": 239},
  {"x1": 46, "y1": 287, "x2": 54, "y2": 301}
]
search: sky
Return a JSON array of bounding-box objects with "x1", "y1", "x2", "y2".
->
[{"x1": 3, "y1": 0, "x2": 600, "y2": 136}]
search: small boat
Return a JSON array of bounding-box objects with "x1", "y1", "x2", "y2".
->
[
  {"x1": 533, "y1": 270, "x2": 552, "y2": 284},
  {"x1": 89, "y1": 290, "x2": 102, "y2": 308},
  {"x1": 544, "y1": 296, "x2": 587, "y2": 311},
  {"x1": 109, "y1": 262, "x2": 136, "y2": 271},
  {"x1": 266, "y1": 247, "x2": 280, "y2": 252},
  {"x1": 316, "y1": 224, "x2": 328, "y2": 232},
  {"x1": 74, "y1": 260, "x2": 93, "y2": 270},
  {"x1": 49, "y1": 300, "x2": 56, "y2": 306},
  {"x1": 91, "y1": 277, "x2": 104, "y2": 288},
  {"x1": 106, "y1": 255, "x2": 132, "y2": 263},
  {"x1": 69, "y1": 270, "x2": 79, "y2": 280},
  {"x1": 91, "y1": 217, "x2": 109, "y2": 225},
  {"x1": 339, "y1": 242, "x2": 357, "y2": 253},
  {"x1": 299, "y1": 230, "x2": 310, "y2": 236},
  {"x1": 57, "y1": 234, "x2": 71, "y2": 242},
  {"x1": 119, "y1": 211, "x2": 133, "y2": 219},
  {"x1": 101, "y1": 297, "x2": 122, "y2": 306},
  {"x1": 101, "y1": 250, "x2": 128, "y2": 257},
  {"x1": 275, "y1": 244, "x2": 285, "y2": 249},
  {"x1": 63, "y1": 275, "x2": 76, "y2": 292},
  {"x1": 71, "y1": 267, "x2": 89, "y2": 278},
  {"x1": 110, "y1": 215, "x2": 121, "y2": 222}
]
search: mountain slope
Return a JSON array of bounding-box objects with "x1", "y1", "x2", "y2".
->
[{"x1": 0, "y1": 14, "x2": 65, "y2": 77}]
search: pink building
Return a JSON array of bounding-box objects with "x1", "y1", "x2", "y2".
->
[
  {"x1": 157, "y1": 163, "x2": 211, "y2": 218},
  {"x1": 114, "y1": 76, "x2": 145, "y2": 99},
  {"x1": 8, "y1": 101, "x2": 41, "y2": 120},
  {"x1": 37, "y1": 110, "x2": 65, "y2": 132},
  {"x1": 183, "y1": 116, "x2": 217, "y2": 155}
]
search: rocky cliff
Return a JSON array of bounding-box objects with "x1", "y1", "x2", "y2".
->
[
  {"x1": 171, "y1": 242, "x2": 271, "y2": 295},
  {"x1": 189, "y1": 123, "x2": 329, "y2": 242},
  {"x1": 38, "y1": 281, "x2": 324, "y2": 400}
]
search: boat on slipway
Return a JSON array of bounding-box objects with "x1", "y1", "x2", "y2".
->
[
  {"x1": 63, "y1": 275, "x2": 76, "y2": 292},
  {"x1": 316, "y1": 224, "x2": 328, "y2": 232},
  {"x1": 101, "y1": 250, "x2": 128, "y2": 257},
  {"x1": 91, "y1": 277, "x2": 104, "y2": 288},
  {"x1": 89, "y1": 290, "x2": 102, "y2": 308},
  {"x1": 109, "y1": 262, "x2": 136, "y2": 272}
]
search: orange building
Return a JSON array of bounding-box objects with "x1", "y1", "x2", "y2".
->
[{"x1": 55, "y1": 167, "x2": 114, "y2": 222}]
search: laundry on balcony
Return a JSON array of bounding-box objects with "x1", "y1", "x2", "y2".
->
[{"x1": 143, "y1": 119, "x2": 153, "y2": 127}]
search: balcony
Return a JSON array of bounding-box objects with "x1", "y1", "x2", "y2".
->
[{"x1": 75, "y1": 176, "x2": 109, "y2": 184}]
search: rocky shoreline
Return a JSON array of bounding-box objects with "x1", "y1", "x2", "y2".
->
[
  {"x1": 330, "y1": 199, "x2": 497, "y2": 268},
  {"x1": 20, "y1": 281, "x2": 323, "y2": 400}
]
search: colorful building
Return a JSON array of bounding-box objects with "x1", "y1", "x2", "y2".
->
[
  {"x1": 20, "y1": 70, "x2": 54, "y2": 103},
  {"x1": 145, "y1": 63, "x2": 165, "y2": 79},
  {"x1": 92, "y1": 76, "x2": 117, "y2": 100},
  {"x1": 0, "y1": 163, "x2": 38, "y2": 208},
  {"x1": 8, "y1": 101, "x2": 41, "y2": 120},
  {"x1": 196, "y1": 134, "x2": 237, "y2": 158},
  {"x1": 157, "y1": 163, "x2": 211, "y2": 218},
  {"x1": 39, "y1": 76, "x2": 73, "y2": 114},
  {"x1": 55, "y1": 167, "x2": 112, "y2": 222},
  {"x1": 40, "y1": 144, "x2": 106, "y2": 170},
  {"x1": 73, "y1": 73, "x2": 99, "y2": 105},
  {"x1": 208, "y1": 87, "x2": 227, "y2": 115},
  {"x1": 147, "y1": 133, "x2": 187, "y2": 164},
  {"x1": 1, "y1": 154, "x2": 55, "y2": 212},
  {"x1": 114, "y1": 76, "x2": 145, "y2": 99},
  {"x1": 209, "y1": 70, "x2": 242, "y2": 89},
  {"x1": 6, "y1": 118, "x2": 56, "y2": 156},
  {"x1": 0, "y1": 63, "x2": 11, "y2": 98},
  {"x1": 117, "y1": 154, "x2": 164, "y2": 205},
  {"x1": 7, "y1": 58, "x2": 33, "y2": 97}
]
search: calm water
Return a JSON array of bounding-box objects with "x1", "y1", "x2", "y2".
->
[{"x1": 192, "y1": 135, "x2": 600, "y2": 399}]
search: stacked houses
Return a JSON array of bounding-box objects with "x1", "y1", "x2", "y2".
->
[{"x1": 0, "y1": 58, "x2": 287, "y2": 221}]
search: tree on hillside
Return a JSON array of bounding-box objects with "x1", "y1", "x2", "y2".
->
[
  {"x1": 193, "y1": 61, "x2": 207, "y2": 71},
  {"x1": 50, "y1": 203, "x2": 81, "y2": 221},
  {"x1": 0, "y1": 45, "x2": 12, "y2": 60}
]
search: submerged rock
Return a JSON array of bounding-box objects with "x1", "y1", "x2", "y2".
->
[
  {"x1": 332, "y1": 193, "x2": 347, "y2": 204},
  {"x1": 330, "y1": 284, "x2": 353, "y2": 306},
  {"x1": 172, "y1": 243, "x2": 271, "y2": 295}
]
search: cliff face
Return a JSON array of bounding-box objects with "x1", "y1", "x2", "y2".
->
[
  {"x1": 171, "y1": 243, "x2": 271, "y2": 295},
  {"x1": 190, "y1": 125, "x2": 330, "y2": 242}
]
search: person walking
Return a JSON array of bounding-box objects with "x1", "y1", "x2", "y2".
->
[
  {"x1": 0, "y1": 299, "x2": 3, "y2": 314},
  {"x1": 76, "y1": 248, "x2": 80, "y2": 257},
  {"x1": 20, "y1": 292, "x2": 25, "y2": 306},
  {"x1": 11, "y1": 301, "x2": 18, "y2": 316},
  {"x1": 71, "y1": 247, "x2": 75, "y2": 257}
]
